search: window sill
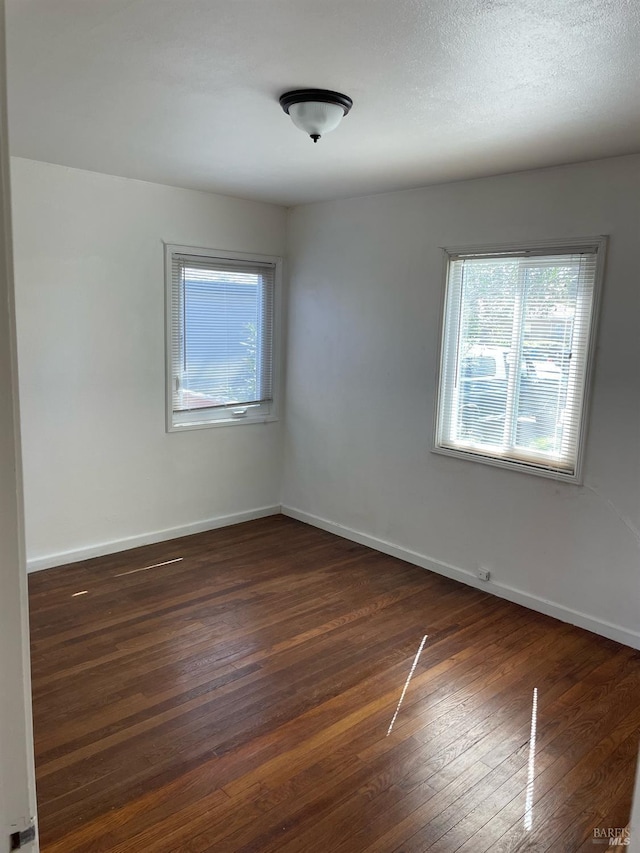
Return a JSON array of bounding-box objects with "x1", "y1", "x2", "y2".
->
[
  {"x1": 431, "y1": 443, "x2": 582, "y2": 484},
  {"x1": 167, "y1": 414, "x2": 279, "y2": 433}
]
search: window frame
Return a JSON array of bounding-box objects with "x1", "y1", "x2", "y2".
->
[
  {"x1": 164, "y1": 243, "x2": 282, "y2": 432},
  {"x1": 432, "y1": 236, "x2": 607, "y2": 483}
]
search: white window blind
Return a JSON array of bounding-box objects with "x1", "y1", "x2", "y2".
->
[
  {"x1": 435, "y1": 241, "x2": 604, "y2": 481},
  {"x1": 166, "y1": 246, "x2": 277, "y2": 429}
]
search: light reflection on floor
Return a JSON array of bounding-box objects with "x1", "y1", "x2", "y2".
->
[
  {"x1": 387, "y1": 634, "x2": 428, "y2": 736},
  {"x1": 114, "y1": 557, "x2": 183, "y2": 577},
  {"x1": 69, "y1": 557, "x2": 185, "y2": 597},
  {"x1": 524, "y1": 686, "x2": 538, "y2": 831}
]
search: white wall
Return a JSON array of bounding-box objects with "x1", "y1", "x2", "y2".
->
[
  {"x1": 0, "y1": 3, "x2": 38, "y2": 848},
  {"x1": 11, "y1": 158, "x2": 287, "y2": 569},
  {"x1": 283, "y1": 154, "x2": 640, "y2": 649}
]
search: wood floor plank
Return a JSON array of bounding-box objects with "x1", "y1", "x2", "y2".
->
[{"x1": 29, "y1": 515, "x2": 640, "y2": 852}]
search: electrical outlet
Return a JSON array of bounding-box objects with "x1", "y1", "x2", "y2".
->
[{"x1": 477, "y1": 568, "x2": 491, "y2": 582}]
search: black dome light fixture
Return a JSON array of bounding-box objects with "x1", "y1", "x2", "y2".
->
[{"x1": 279, "y1": 89, "x2": 353, "y2": 143}]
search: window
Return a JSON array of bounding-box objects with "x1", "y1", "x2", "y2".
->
[
  {"x1": 165, "y1": 245, "x2": 280, "y2": 430},
  {"x1": 434, "y1": 238, "x2": 606, "y2": 481}
]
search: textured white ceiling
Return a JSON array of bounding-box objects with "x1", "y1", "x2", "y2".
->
[{"x1": 6, "y1": 0, "x2": 640, "y2": 206}]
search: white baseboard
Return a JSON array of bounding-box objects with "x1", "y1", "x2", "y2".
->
[
  {"x1": 26, "y1": 505, "x2": 281, "y2": 573},
  {"x1": 282, "y1": 505, "x2": 640, "y2": 651}
]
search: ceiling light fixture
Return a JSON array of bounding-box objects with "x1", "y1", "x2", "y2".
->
[{"x1": 279, "y1": 89, "x2": 353, "y2": 143}]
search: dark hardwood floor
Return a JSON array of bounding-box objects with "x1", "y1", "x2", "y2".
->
[{"x1": 28, "y1": 515, "x2": 640, "y2": 852}]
